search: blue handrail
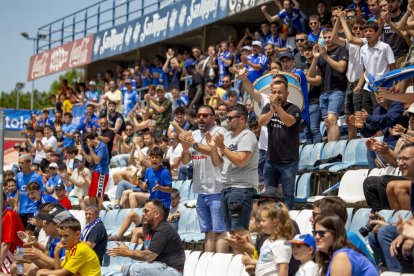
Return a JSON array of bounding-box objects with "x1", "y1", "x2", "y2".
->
[{"x1": 36, "y1": 0, "x2": 179, "y2": 53}]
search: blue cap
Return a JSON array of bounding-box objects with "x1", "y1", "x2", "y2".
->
[
  {"x1": 184, "y1": 58, "x2": 196, "y2": 69},
  {"x1": 279, "y1": 51, "x2": 294, "y2": 60},
  {"x1": 288, "y1": 234, "x2": 316, "y2": 253}
]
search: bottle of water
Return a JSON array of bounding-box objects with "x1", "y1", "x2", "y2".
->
[{"x1": 15, "y1": 247, "x2": 24, "y2": 276}]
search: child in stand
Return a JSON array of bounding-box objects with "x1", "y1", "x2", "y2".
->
[
  {"x1": 243, "y1": 202, "x2": 294, "y2": 276},
  {"x1": 288, "y1": 234, "x2": 319, "y2": 276}
]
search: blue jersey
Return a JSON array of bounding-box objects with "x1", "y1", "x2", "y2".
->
[
  {"x1": 122, "y1": 89, "x2": 140, "y2": 115},
  {"x1": 6, "y1": 191, "x2": 17, "y2": 210},
  {"x1": 46, "y1": 174, "x2": 61, "y2": 195},
  {"x1": 47, "y1": 236, "x2": 66, "y2": 260},
  {"x1": 175, "y1": 93, "x2": 189, "y2": 108},
  {"x1": 62, "y1": 123, "x2": 77, "y2": 148},
  {"x1": 85, "y1": 90, "x2": 99, "y2": 105},
  {"x1": 145, "y1": 166, "x2": 172, "y2": 209},
  {"x1": 16, "y1": 172, "x2": 44, "y2": 214},
  {"x1": 266, "y1": 35, "x2": 286, "y2": 48},
  {"x1": 93, "y1": 141, "x2": 109, "y2": 175},
  {"x1": 277, "y1": 8, "x2": 305, "y2": 34},
  {"x1": 76, "y1": 114, "x2": 99, "y2": 133},
  {"x1": 218, "y1": 51, "x2": 232, "y2": 85},
  {"x1": 292, "y1": 69, "x2": 310, "y2": 123},
  {"x1": 246, "y1": 54, "x2": 267, "y2": 83},
  {"x1": 35, "y1": 193, "x2": 59, "y2": 213},
  {"x1": 141, "y1": 67, "x2": 153, "y2": 87},
  {"x1": 348, "y1": 2, "x2": 370, "y2": 18}
]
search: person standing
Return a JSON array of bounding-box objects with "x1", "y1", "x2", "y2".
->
[
  {"x1": 180, "y1": 105, "x2": 228, "y2": 253},
  {"x1": 210, "y1": 104, "x2": 259, "y2": 247},
  {"x1": 258, "y1": 74, "x2": 301, "y2": 210}
]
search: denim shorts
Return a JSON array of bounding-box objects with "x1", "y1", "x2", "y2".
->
[
  {"x1": 319, "y1": 90, "x2": 345, "y2": 118},
  {"x1": 221, "y1": 187, "x2": 256, "y2": 231},
  {"x1": 196, "y1": 193, "x2": 227, "y2": 233}
]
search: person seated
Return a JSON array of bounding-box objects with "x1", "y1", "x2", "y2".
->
[{"x1": 55, "y1": 183, "x2": 72, "y2": 210}]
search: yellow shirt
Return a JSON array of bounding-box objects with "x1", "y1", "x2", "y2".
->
[
  {"x1": 208, "y1": 87, "x2": 227, "y2": 107},
  {"x1": 61, "y1": 242, "x2": 101, "y2": 276},
  {"x1": 63, "y1": 99, "x2": 73, "y2": 113}
]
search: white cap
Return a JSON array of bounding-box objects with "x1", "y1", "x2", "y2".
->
[
  {"x1": 404, "y1": 103, "x2": 414, "y2": 116},
  {"x1": 241, "y1": 45, "x2": 252, "y2": 51},
  {"x1": 88, "y1": 80, "x2": 96, "y2": 86},
  {"x1": 252, "y1": 41, "x2": 262, "y2": 48}
]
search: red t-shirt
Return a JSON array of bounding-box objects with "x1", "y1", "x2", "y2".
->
[
  {"x1": 1, "y1": 208, "x2": 24, "y2": 273},
  {"x1": 59, "y1": 197, "x2": 73, "y2": 210}
]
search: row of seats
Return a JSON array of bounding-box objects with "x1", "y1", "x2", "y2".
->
[{"x1": 101, "y1": 242, "x2": 142, "y2": 276}]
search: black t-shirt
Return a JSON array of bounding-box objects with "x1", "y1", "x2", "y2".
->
[
  {"x1": 100, "y1": 129, "x2": 115, "y2": 158},
  {"x1": 304, "y1": 63, "x2": 322, "y2": 105},
  {"x1": 294, "y1": 53, "x2": 307, "y2": 70},
  {"x1": 188, "y1": 72, "x2": 204, "y2": 109},
  {"x1": 317, "y1": 46, "x2": 349, "y2": 93},
  {"x1": 108, "y1": 112, "x2": 126, "y2": 135},
  {"x1": 262, "y1": 102, "x2": 301, "y2": 163},
  {"x1": 143, "y1": 220, "x2": 185, "y2": 271},
  {"x1": 85, "y1": 222, "x2": 108, "y2": 264},
  {"x1": 383, "y1": 12, "x2": 409, "y2": 58}
]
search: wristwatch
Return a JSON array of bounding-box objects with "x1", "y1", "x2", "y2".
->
[{"x1": 192, "y1": 142, "x2": 199, "y2": 150}]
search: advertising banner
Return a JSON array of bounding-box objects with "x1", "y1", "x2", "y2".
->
[{"x1": 2, "y1": 109, "x2": 35, "y2": 130}]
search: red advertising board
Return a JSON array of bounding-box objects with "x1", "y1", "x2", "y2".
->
[{"x1": 27, "y1": 35, "x2": 94, "y2": 81}]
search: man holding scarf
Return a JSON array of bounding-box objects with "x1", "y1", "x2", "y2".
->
[
  {"x1": 81, "y1": 204, "x2": 107, "y2": 264},
  {"x1": 218, "y1": 41, "x2": 234, "y2": 86}
]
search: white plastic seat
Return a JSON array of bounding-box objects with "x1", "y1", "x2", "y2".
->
[
  {"x1": 294, "y1": 209, "x2": 313, "y2": 234},
  {"x1": 349, "y1": 208, "x2": 372, "y2": 241},
  {"x1": 227, "y1": 254, "x2": 245, "y2": 276},
  {"x1": 194, "y1": 252, "x2": 214, "y2": 276},
  {"x1": 288, "y1": 210, "x2": 300, "y2": 221},
  {"x1": 183, "y1": 251, "x2": 202, "y2": 276},
  {"x1": 205, "y1": 253, "x2": 233, "y2": 276},
  {"x1": 338, "y1": 169, "x2": 368, "y2": 204}
]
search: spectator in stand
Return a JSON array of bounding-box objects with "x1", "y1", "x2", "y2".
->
[
  {"x1": 217, "y1": 103, "x2": 229, "y2": 129},
  {"x1": 265, "y1": 43, "x2": 278, "y2": 70},
  {"x1": 266, "y1": 22, "x2": 285, "y2": 50},
  {"x1": 78, "y1": 133, "x2": 110, "y2": 210},
  {"x1": 55, "y1": 183, "x2": 72, "y2": 210},
  {"x1": 202, "y1": 45, "x2": 218, "y2": 85},
  {"x1": 152, "y1": 55, "x2": 167, "y2": 86},
  {"x1": 166, "y1": 132, "x2": 183, "y2": 175},
  {"x1": 36, "y1": 109, "x2": 54, "y2": 130},
  {"x1": 15, "y1": 154, "x2": 45, "y2": 230},
  {"x1": 185, "y1": 59, "x2": 205, "y2": 111},
  {"x1": 317, "y1": 1, "x2": 331, "y2": 27},
  {"x1": 303, "y1": 43, "x2": 323, "y2": 144},
  {"x1": 314, "y1": 214, "x2": 378, "y2": 275},
  {"x1": 192, "y1": 46, "x2": 205, "y2": 63},
  {"x1": 108, "y1": 199, "x2": 185, "y2": 276},
  {"x1": 122, "y1": 79, "x2": 140, "y2": 116},
  {"x1": 144, "y1": 85, "x2": 172, "y2": 137},
  {"x1": 382, "y1": 0, "x2": 410, "y2": 68},
  {"x1": 209, "y1": 104, "x2": 259, "y2": 249},
  {"x1": 97, "y1": 117, "x2": 115, "y2": 159},
  {"x1": 163, "y1": 49, "x2": 182, "y2": 93},
  {"x1": 84, "y1": 80, "x2": 100, "y2": 108},
  {"x1": 349, "y1": 0, "x2": 370, "y2": 18},
  {"x1": 294, "y1": 32, "x2": 308, "y2": 69},
  {"x1": 243, "y1": 41, "x2": 267, "y2": 84},
  {"x1": 180, "y1": 105, "x2": 228, "y2": 253},
  {"x1": 41, "y1": 125, "x2": 58, "y2": 153},
  {"x1": 103, "y1": 80, "x2": 123, "y2": 113},
  {"x1": 308, "y1": 28, "x2": 349, "y2": 141},
  {"x1": 63, "y1": 155, "x2": 91, "y2": 209},
  {"x1": 167, "y1": 107, "x2": 191, "y2": 137},
  {"x1": 46, "y1": 162, "x2": 61, "y2": 196},
  {"x1": 218, "y1": 75, "x2": 239, "y2": 105},
  {"x1": 139, "y1": 58, "x2": 153, "y2": 87},
  {"x1": 349, "y1": 88, "x2": 408, "y2": 168},
  {"x1": 218, "y1": 41, "x2": 235, "y2": 86},
  {"x1": 258, "y1": 74, "x2": 302, "y2": 209},
  {"x1": 171, "y1": 87, "x2": 189, "y2": 110},
  {"x1": 6, "y1": 178, "x2": 17, "y2": 210},
  {"x1": 107, "y1": 100, "x2": 126, "y2": 135},
  {"x1": 77, "y1": 104, "x2": 99, "y2": 135},
  {"x1": 368, "y1": 0, "x2": 381, "y2": 20},
  {"x1": 62, "y1": 113, "x2": 77, "y2": 148},
  {"x1": 0, "y1": 193, "x2": 24, "y2": 274},
  {"x1": 81, "y1": 204, "x2": 107, "y2": 264},
  {"x1": 308, "y1": 15, "x2": 324, "y2": 44}
]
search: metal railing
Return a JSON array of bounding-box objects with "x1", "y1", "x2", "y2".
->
[{"x1": 36, "y1": 0, "x2": 180, "y2": 53}]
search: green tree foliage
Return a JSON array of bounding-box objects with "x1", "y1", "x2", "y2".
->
[{"x1": 49, "y1": 69, "x2": 84, "y2": 94}]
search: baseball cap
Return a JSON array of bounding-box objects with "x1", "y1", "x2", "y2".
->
[
  {"x1": 252, "y1": 40, "x2": 262, "y2": 48},
  {"x1": 241, "y1": 46, "x2": 252, "y2": 52},
  {"x1": 124, "y1": 79, "x2": 132, "y2": 84},
  {"x1": 49, "y1": 162, "x2": 58, "y2": 169},
  {"x1": 288, "y1": 234, "x2": 317, "y2": 253},
  {"x1": 74, "y1": 155, "x2": 84, "y2": 162},
  {"x1": 55, "y1": 183, "x2": 66, "y2": 191},
  {"x1": 279, "y1": 51, "x2": 294, "y2": 60},
  {"x1": 252, "y1": 190, "x2": 283, "y2": 202},
  {"x1": 37, "y1": 205, "x2": 72, "y2": 224},
  {"x1": 184, "y1": 58, "x2": 196, "y2": 69},
  {"x1": 88, "y1": 80, "x2": 96, "y2": 86},
  {"x1": 155, "y1": 84, "x2": 165, "y2": 92},
  {"x1": 404, "y1": 103, "x2": 414, "y2": 116}
]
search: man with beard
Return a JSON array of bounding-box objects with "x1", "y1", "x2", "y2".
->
[
  {"x1": 185, "y1": 59, "x2": 205, "y2": 111},
  {"x1": 107, "y1": 199, "x2": 185, "y2": 275},
  {"x1": 180, "y1": 105, "x2": 228, "y2": 253},
  {"x1": 218, "y1": 42, "x2": 234, "y2": 85},
  {"x1": 107, "y1": 100, "x2": 126, "y2": 135}
]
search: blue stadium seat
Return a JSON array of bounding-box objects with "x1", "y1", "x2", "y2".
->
[
  {"x1": 298, "y1": 144, "x2": 315, "y2": 171},
  {"x1": 101, "y1": 242, "x2": 139, "y2": 276},
  {"x1": 178, "y1": 207, "x2": 204, "y2": 242},
  {"x1": 172, "y1": 180, "x2": 184, "y2": 191},
  {"x1": 294, "y1": 173, "x2": 311, "y2": 203},
  {"x1": 180, "y1": 180, "x2": 193, "y2": 201},
  {"x1": 314, "y1": 140, "x2": 348, "y2": 170},
  {"x1": 320, "y1": 141, "x2": 336, "y2": 160},
  {"x1": 349, "y1": 208, "x2": 372, "y2": 242},
  {"x1": 99, "y1": 210, "x2": 107, "y2": 220},
  {"x1": 103, "y1": 210, "x2": 120, "y2": 236},
  {"x1": 379, "y1": 210, "x2": 394, "y2": 223},
  {"x1": 390, "y1": 210, "x2": 412, "y2": 224},
  {"x1": 328, "y1": 139, "x2": 369, "y2": 172},
  {"x1": 308, "y1": 143, "x2": 324, "y2": 168},
  {"x1": 345, "y1": 208, "x2": 354, "y2": 230}
]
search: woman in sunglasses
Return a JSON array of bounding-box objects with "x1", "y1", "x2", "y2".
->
[{"x1": 314, "y1": 214, "x2": 378, "y2": 276}]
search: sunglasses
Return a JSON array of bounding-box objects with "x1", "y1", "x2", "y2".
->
[
  {"x1": 226, "y1": 115, "x2": 241, "y2": 121},
  {"x1": 312, "y1": 230, "x2": 334, "y2": 238},
  {"x1": 295, "y1": 39, "x2": 306, "y2": 42},
  {"x1": 49, "y1": 167, "x2": 57, "y2": 170},
  {"x1": 197, "y1": 113, "x2": 213, "y2": 118},
  {"x1": 353, "y1": 26, "x2": 363, "y2": 30},
  {"x1": 345, "y1": 15, "x2": 356, "y2": 20}
]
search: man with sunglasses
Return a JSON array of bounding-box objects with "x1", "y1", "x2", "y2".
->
[
  {"x1": 294, "y1": 33, "x2": 308, "y2": 70},
  {"x1": 308, "y1": 15, "x2": 324, "y2": 44},
  {"x1": 258, "y1": 74, "x2": 301, "y2": 210},
  {"x1": 180, "y1": 105, "x2": 228, "y2": 253},
  {"x1": 65, "y1": 155, "x2": 91, "y2": 210}
]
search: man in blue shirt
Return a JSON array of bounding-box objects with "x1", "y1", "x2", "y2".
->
[
  {"x1": 36, "y1": 110, "x2": 54, "y2": 130},
  {"x1": 243, "y1": 41, "x2": 267, "y2": 84},
  {"x1": 15, "y1": 154, "x2": 45, "y2": 231},
  {"x1": 78, "y1": 133, "x2": 109, "y2": 210},
  {"x1": 84, "y1": 80, "x2": 100, "y2": 107},
  {"x1": 122, "y1": 79, "x2": 140, "y2": 116},
  {"x1": 61, "y1": 112, "x2": 77, "y2": 148},
  {"x1": 76, "y1": 104, "x2": 99, "y2": 134},
  {"x1": 46, "y1": 163, "x2": 61, "y2": 196}
]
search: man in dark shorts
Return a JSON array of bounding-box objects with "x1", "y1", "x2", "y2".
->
[{"x1": 78, "y1": 133, "x2": 109, "y2": 210}]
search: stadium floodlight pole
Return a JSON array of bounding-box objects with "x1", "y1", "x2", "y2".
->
[
  {"x1": 0, "y1": 110, "x2": 4, "y2": 244},
  {"x1": 20, "y1": 32, "x2": 46, "y2": 110},
  {"x1": 15, "y1": 82, "x2": 25, "y2": 110}
]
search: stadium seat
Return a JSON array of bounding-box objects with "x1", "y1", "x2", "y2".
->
[
  {"x1": 172, "y1": 180, "x2": 184, "y2": 191},
  {"x1": 314, "y1": 140, "x2": 348, "y2": 170},
  {"x1": 308, "y1": 143, "x2": 324, "y2": 169},
  {"x1": 194, "y1": 252, "x2": 214, "y2": 276},
  {"x1": 298, "y1": 144, "x2": 314, "y2": 171},
  {"x1": 294, "y1": 173, "x2": 311, "y2": 203},
  {"x1": 184, "y1": 251, "x2": 202, "y2": 276},
  {"x1": 345, "y1": 208, "x2": 354, "y2": 230},
  {"x1": 320, "y1": 141, "x2": 336, "y2": 160},
  {"x1": 380, "y1": 272, "x2": 401, "y2": 276},
  {"x1": 99, "y1": 209, "x2": 107, "y2": 220},
  {"x1": 103, "y1": 210, "x2": 120, "y2": 236},
  {"x1": 288, "y1": 210, "x2": 300, "y2": 221},
  {"x1": 328, "y1": 139, "x2": 369, "y2": 172},
  {"x1": 299, "y1": 144, "x2": 304, "y2": 155},
  {"x1": 337, "y1": 169, "x2": 368, "y2": 204},
  {"x1": 227, "y1": 254, "x2": 246, "y2": 276},
  {"x1": 294, "y1": 209, "x2": 313, "y2": 234},
  {"x1": 205, "y1": 253, "x2": 233, "y2": 276},
  {"x1": 178, "y1": 208, "x2": 205, "y2": 242},
  {"x1": 69, "y1": 210, "x2": 86, "y2": 230},
  {"x1": 101, "y1": 242, "x2": 138, "y2": 276},
  {"x1": 390, "y1": 210, "x2": 412, "y2": 224},
  {"x1": 349, "y1": 208, "x2": 372, "y2": 241},
  {"x1": 368, "y1": 168, "x2": 384, "y2": 177},
  {"x1": 180, "y1": 180, "x2": 193, "y2": 201}
]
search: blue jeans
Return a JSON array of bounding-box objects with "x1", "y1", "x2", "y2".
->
[
  {"x1": 258, "y1": 149, "x2": 267, "y2": 184},
  {"x1": 115, "y1": 180, "x2": 140, "y2": 200},
  {"x1": 178, "y1": 163, "x2": 193, "y2": 180},
  {"x1": 110, "y1": 154, "x2": 129, "y2": 167},
  {"x1": 319, "y1": 90, "x2": 345, "y2": 118},
  {"x1": 196, "y1": 194, "x2": 226, "y2": 233},
  {"x1": 368, "y1": 225, "x2": 402, "y2": 272},
  {"x1": 123, "y1": 261, "x2": 182, "y2": 276},
  {"x1": 263, "y1": 160, "x2": 298, "y2": 209},
  {"x1": 221, "y1": 187, "x2": 256, "y2": 231},
  {"x1": 305, "y1": 103, "x2": 322, "y2": 144}
]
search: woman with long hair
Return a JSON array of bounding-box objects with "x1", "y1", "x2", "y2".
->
[{"x1": 314, "y1": 214, "x2": 378, "y2": 276}]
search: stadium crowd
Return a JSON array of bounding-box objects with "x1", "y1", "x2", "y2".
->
[{"x1": 3, "y1": 0, "x2": 414, "y2": 275}]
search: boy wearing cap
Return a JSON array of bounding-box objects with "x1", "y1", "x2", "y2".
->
[
  {"x1": 144, "y1": 85, "x2": 172, "y2": 137},
  {"x1": 289, "y1": 234, "x2": 318, "y2": 276}
]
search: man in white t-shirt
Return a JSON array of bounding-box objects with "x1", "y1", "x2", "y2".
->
[
  {"x1": 41, "y1": 125, "x2": 58, "y2": 152},
  {"x1": 180, "y1": 105, "x2": 228, "y2": 253},
  {"x1": 103, "y1": 80, "x2": 123, "y2": 113},
  {"x1": 166, "y1": 132, "x2": 183, "y2": 173}
]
